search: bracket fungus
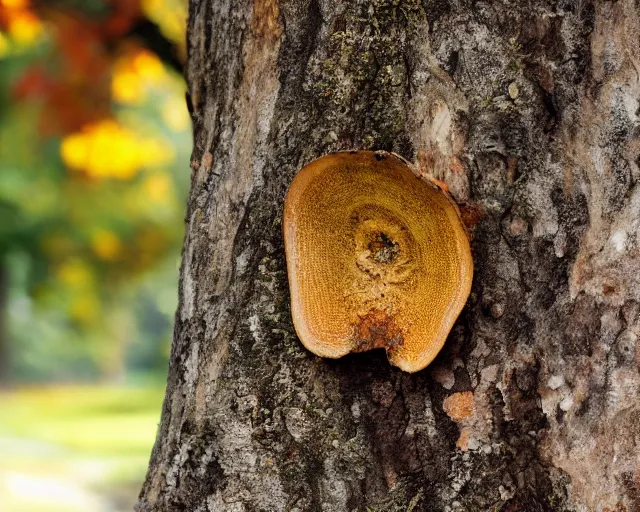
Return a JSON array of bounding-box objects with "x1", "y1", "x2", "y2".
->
[{"x1": 283, "y1": 151, "x2": 473, "y2": 373}]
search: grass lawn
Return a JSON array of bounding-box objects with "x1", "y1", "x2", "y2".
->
[{"x1": 0, "y1": 386, "x2": 165, "y2": 512}]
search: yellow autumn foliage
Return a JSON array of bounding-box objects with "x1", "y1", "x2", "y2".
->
[
  {"x1": 7, "y1": 10, "x2": 42, "y2": 44},
  {"x1": 91, "y1": 230, "x2": 123, "y2": 261},
  {"x1": 1, "y1": 0, "x2": 29, "y2": 8},
  {"x1": 56, "y1": 259, "x2": 94, "y2": 288},
  {"x1": 60, "y1": 120, "x2": 174, "y2": 180},
  {"x1": 141, "y1": 0, "x2": 187, "y2": 48},
  {"x1": 1, "y1": 1, "x2": 44, "y2": 47},
  {"x1": 112, "y1": 50, "x2": 167, "y2": 105},
  {"x1": 142, "y1": 172, "x2": 172, "y2": 203}
]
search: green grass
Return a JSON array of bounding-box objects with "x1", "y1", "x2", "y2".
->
[
  {"x1": 0, "y1": 386, "x2": 165, "y2": 456},
  {"x1": 0, "y1": 385, "x2": 166, "y2": 512}
]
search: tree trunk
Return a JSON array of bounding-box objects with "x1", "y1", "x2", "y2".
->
[{"x1": 138, "y1": 0, "x2": 640, "y2": 510}]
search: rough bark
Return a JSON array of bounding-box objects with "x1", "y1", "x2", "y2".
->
[{"x1": 138, "y1": 0, "x2": 640, "y2": 510}]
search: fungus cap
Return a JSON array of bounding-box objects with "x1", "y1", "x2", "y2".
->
[{"x1": 283, "y1": 151, "x2": 473, "y2": 373}]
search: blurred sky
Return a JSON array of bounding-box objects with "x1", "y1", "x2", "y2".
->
[{"x1": 0, "y1": 1, "x2": 191, "y2": 510}]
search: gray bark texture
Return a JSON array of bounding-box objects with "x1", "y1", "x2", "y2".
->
[{"x1": 138, "y1": 0, "x2": 640, "y2": 510}]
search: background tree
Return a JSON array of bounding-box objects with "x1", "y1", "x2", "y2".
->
[
  {"x1": 0, "y1": 0, "x2": 190, "y2": 383},
  {"x1": 139, "y1": 0, "x2": 640, "y2": 510}
]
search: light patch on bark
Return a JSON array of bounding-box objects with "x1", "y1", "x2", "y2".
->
[
  {"x1": 180, "y1": 212, "x2": 198, "y2": 321},
  {"x1": 184, "y1": 340, "x2": 200, "y2": 389},
  {"x1": 526, "y1": 159, "x2": 560, "y2": 239},
  {"x1": 463, "y1": 363, "x2": 499, "y2": 450},
  {"x1": 195, "y1": 319, "x2": 228, "y2": 425},
  {"x1": 568, "y1": 1, "x2": 640, "y2": 308},
  {"x1": 406, "y1": 20, "x2": 470, "y2": 203},
  {"x1": 320, "y1": 455, "x2": 349, "y2": 511},
  {"x1": 205, "y1": 0, "x2": 282, "y2": 298},
  {"x1": 542, "y1": 2, "x2": 640, "y2": 509}
]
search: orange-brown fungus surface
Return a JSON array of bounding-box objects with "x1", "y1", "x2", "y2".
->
[
  {"x1": 443, "y1": 391, "x2": 475, "y2": 421},
  {"x1": 283, "y1": 151, "x2": 473, "y2": 373}
]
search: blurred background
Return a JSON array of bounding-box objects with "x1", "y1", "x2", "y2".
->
[{"x1": 0, "y1": 0, "x2": 191, "y2": 510}]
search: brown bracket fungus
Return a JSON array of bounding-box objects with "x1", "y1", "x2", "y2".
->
[{"x1": 283, "y1": 151, "x2": 473, "y2": 373}]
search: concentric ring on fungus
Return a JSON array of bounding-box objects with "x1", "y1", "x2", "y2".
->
[{"x1": 283, "y1": 151, "x2": 473, "y2": 373}]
